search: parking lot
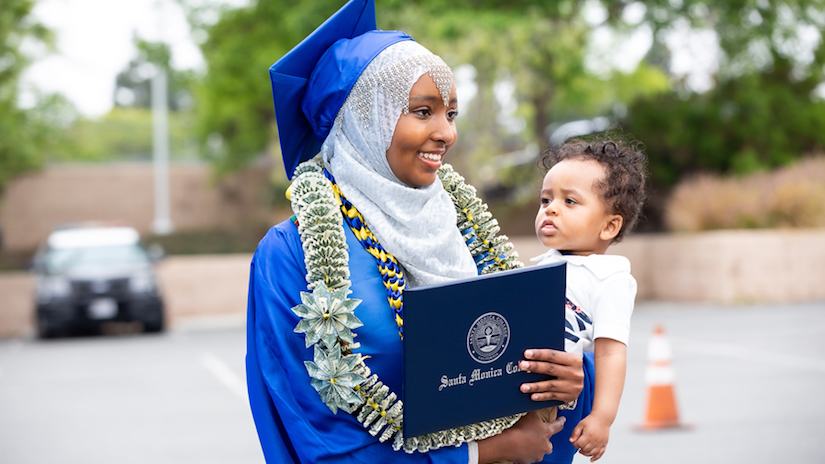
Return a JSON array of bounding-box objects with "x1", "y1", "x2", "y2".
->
[
  {"x1": 0, "y1": 300, "x2": 823, "y2": 464},
  {"x1": 0, "y1": 324, "x2": 264, "y2": 464},
  {"x1": 600, "y1": 301, "x2": 825, "y2": 464}
]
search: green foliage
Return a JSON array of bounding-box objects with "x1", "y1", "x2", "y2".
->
[
  {"x1": 0, "y1": 95, "x2": 53, "y2": 189},
  {"x1": 183, "y1": 0, "x2": 348, "y2": 174},
  {"x1": 640, "y1": 0, "x2": 825, "y2": 81},
  {"x1": 621, "y1": 0, "x2": 825, "y2": 188},
  {"x1": 374, "y1": 3, "x2": 669, "y2": 183},
  {"x1": 0, "y1": 0, "x2": 53, "y2": 93},
  {"x1": 625, "y1": 58, "x2": 825, "y2": 187},
  {"x1": 52, "y1": 107, "x2": 198, "y2": 162},
  {"x1": 185, "y1": 0, "x2": 669, "y2": 182},
  {"x1": 0, "y1": 0, "x2": 61, "y2": 193}
]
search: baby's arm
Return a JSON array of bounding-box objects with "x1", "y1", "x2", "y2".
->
[{"x1": 570, "y1": 337, "x2": 627, "y2": 462}]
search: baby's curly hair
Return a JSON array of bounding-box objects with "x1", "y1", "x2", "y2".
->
[{"x1": 539, "y1": 135, "x2": 647, "y2": 243}]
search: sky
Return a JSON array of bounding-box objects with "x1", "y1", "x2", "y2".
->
[{"x1": 21, "y1": 0, "x2": 214, "y2": 117}]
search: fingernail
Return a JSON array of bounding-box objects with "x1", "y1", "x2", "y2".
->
[{"x1": 524, "y1": 350, "x2": 533, "y2": 357}]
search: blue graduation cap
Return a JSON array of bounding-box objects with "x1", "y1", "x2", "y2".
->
[{"x1": 269, "y1": 0, "x2": 412, "y2": 178}]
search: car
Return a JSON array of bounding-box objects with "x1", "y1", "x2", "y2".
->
[
  {"x1": 545, "y1": 116, "x2": 613, "y2": 148},
  {"x1": 32, "y1": 225, "x2": 165, "y2": 338},
  {"x1": 479, "y1": 117, "x2": 615, "y2": 202}
]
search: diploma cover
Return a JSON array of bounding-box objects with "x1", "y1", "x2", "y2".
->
[{"x1": 402, "y1": 261, "x2": 566, "y2": 437}]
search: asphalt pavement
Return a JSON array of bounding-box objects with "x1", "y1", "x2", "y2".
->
[
  {"x1": 1, "y1": 300, "x2": 823, "y2": 464},
  {"x1": 598, "y1": 300, "x2": 825, "y2": 464},
  {"x1": 0, "y1": 324, "x2": 264, "y2": 464}
]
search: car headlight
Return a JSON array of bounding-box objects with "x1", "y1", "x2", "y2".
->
[
  {"x1": 129, "y1": 272, "x2": 157, "y2": 294},
  {"x1": 37, "y1": 276, "x2": 72, "y2": 302}
]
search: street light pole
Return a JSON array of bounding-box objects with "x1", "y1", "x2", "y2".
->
[{"x1": 151, "y1": 66, "x2": 173, "y2": 235}]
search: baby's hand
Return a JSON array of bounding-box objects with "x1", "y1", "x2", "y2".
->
[{"x1": 569, "y1": 415, "x2": 610, "y2": 462}]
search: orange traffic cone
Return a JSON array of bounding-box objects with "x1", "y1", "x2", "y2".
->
[{"x1": 636, "y1": 325, "x2": 689, "y2": 431}]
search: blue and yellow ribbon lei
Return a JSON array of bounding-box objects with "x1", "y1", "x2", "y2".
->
[{"x1": 323, "y1": 170, "x2": 407, "y2": 338}]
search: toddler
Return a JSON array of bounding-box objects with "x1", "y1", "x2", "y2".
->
[{"x1": 533, "y1": 136, "x2": 647, "y2": 462}]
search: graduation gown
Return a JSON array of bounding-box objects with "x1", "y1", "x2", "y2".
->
[{"x1": 246, "y1": 219, "x2": 470, "y2": 463}]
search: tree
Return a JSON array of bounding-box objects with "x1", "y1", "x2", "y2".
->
[
  {"x1": 182, "y1": 0, "x2": 348, "y2": 175},
  {"x1": 379, "y1": 2, "x2": 669, "y2": 191},
  {"x1": 183, "y1": 0, "x2": 668, "y2": 181},
  {"x1": 0, "y1": 0, "x2": 60, "y2": 193},
  {"x1": 624, "y1": 0, "x2": 825, "y2": 186}
]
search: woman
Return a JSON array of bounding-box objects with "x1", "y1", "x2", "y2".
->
[{"x1": 247, "y1": 1, "x2": 588, "y2": 463}]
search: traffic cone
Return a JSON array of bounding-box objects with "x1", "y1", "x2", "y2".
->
[{"x1": 636, "y1": 325, "x2": 689, "y2": 431}]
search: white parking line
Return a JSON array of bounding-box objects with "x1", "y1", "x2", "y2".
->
[
  {"x1": 671, "y1": 337, "x2": 825, "y2": 373},
  {"x1": 201, "y1": 352, "x2": 248, "y2": 401}
]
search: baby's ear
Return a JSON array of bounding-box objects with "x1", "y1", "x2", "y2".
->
[{"x1": 600, "y1": 215, "x2": 623, "y2": 242}]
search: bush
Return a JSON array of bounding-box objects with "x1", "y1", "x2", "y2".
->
[
  {"x1": 624, "y1": 65, "x2": 825, "y2": 189},
  {"x1": 665, "y1": 156, "x2": 825, "y2": 232}
]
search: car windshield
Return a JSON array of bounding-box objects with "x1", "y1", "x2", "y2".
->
[{"x1": 44, "y1": 245, "x2": 150, "y2": 274}]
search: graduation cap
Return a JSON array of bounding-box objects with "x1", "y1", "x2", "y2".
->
[{"x1": 269, "y1": 0, "x2": 412, "y2": 178}]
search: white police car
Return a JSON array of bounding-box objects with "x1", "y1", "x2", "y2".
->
[{"x1": 32, "y1": 225, "x2": 165, "y2": 338}]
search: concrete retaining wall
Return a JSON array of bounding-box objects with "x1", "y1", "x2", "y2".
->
[
  {"x1": 611, "y1": 229, "x2": 825, "y2": 304},
  {"x1": 513, "y1": 228, "x2": 825, "y2": 304},
  {"x1": 0, "y1": 162, "x2": 273, "y2": 252},
  {"x1": 1, "y1": 229, "x2": 823, "y2": 338}
]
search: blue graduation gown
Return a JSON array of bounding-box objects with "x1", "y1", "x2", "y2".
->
[{"x1": 246, "y1": 220, "x2": 470, "y2": 463}]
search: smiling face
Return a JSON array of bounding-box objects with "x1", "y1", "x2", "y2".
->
[
  {"x1": 534, "y1": 158, "x2": 623, "y2": 256},
  {"x1": 386, "y1": 74, "x2": 458, "y2": 188}
]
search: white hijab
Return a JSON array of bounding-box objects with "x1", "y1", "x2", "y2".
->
[{"x1": 321, "y1": 41, "x2": 477, "y2": 287}]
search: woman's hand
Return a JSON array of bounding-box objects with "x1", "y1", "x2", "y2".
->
[
  {"x1": 478, "y1": 412, "x2": 566, "y2": 464},
  {"x1": 518, "y1": 349, "x2": 584, "y2": 403}
]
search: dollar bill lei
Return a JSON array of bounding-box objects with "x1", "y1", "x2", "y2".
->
[{"x1": 286, "y1": 155, "x2": 525, "y2": 453}]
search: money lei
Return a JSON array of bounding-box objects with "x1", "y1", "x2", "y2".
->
[{"x1": 288, "y1": 155, "x2": 525, "y2": 453}]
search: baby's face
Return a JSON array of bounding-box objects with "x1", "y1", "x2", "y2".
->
[{"x1": 534, "y1": 158, "x2": 617, "y2": 255}]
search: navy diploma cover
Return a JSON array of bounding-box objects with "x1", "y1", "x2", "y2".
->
[{"x1": 402, "y1": 261, "x2": 566, "y2": 437}]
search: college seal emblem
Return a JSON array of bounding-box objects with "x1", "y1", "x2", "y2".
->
[{"x1": 467, "y1": 312, "x2": 510, "y2": 364}]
